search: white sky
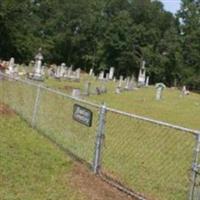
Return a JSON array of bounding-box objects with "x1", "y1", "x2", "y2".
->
[{"x1": 160, "y1": 0, "x2": 181, "y2": 14}]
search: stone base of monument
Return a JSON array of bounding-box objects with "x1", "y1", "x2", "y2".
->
[{"x1": 27, "y1": 73, "x2": 44, "y2": 81}]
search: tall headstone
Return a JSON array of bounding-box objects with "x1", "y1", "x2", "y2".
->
[
  {"x1": 67, "y1": 66, "x2": 72, "y2": 77},
  {"x1": 106, "y1": 73, "x2": 109, "y2": 81},
  {"x1": 138, "y1": 60, "x2": 146, "y2": 86},
  {"x1": 145, "y1": 76, "x2": 150, "y2": 87},
  {"x1": 109, "y1": 67, "x2": 115, "y2": 80},
  {"x1": 155, "y1": 83, "x2": 166, "y2": 100},
  {"x1": 89, "y1": 68, "x2": 93, "y2": 76},
  {"x1": 76, "y1": 68, "x2": 81, "y2": 80},
  {"x1": 124, "y1": 77, "x2": 130, "y2": 90},
  {"x1": 118, "y1": 75, "x2": 123, "y2": 87},
  {"x1": 99, "y1": 71, "x2": 104, "y2": 80},
  {"x1": 8, "y1": 57, "x2": 15, "y2": 75},
  {"x1": 32, "y1": 48, "x2": 44, "y2": 81},
  {"x1": 60, "y1": 63, "x2": 66, "y2": 77},
  {"x1": 84, "y1": 82, "x2": 91, "y2": 96}
]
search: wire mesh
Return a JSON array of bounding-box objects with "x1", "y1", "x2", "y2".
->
[
  {"x1": 0, "y1": 75, "x2": 99, "y2": 166},
  {"x1": 34, "y1": 87, "x2": 99, "y2": 165},
  {"x1": 101, "y1": 109, "x2": 196, "y2": 200},
  {"x1": 0, "y1": 77, "x2": 37, "y2": 123}
]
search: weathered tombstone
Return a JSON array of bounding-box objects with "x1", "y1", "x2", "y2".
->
[
  {"x1": 109, "y1": 67, "x2": 115, "y2": 80},
  {"x1": 182, "y1": 85, "x2": 190, "y2": 96},
  {"x1": 60, "y1": 63, "x2": 66, "y2": 77},
  {"x1": 55, "y1": 65, "x2": 61, "y2": 79},
  {"x1": 115, "y1": 87, "x2": 121, "y2": 94},
  {"x1": 155, "y1": 83, "x2": 166, "y2": 100},
  {"x1": 118, "y1": 75, "x2": 123, "y2": 87},
  {"x1": 7, "y1": 57, "x2": 15, "y2": 75},
  {"x1": 89, "y1": 68, "x2": 93, "y2": 76},
  {"x1": 32, "y1": 48, "x2": 44, "y2": 81},
  {"x1": 99, "y1": 71, "x2": 104, "y2": 80},
  {"x1": 67, "y1": 66, "x2": 72, "y2": 77},
  {"x1": 145, "y1": 76, "x2": 150, "y2": 87},
  {"x1": 124, "y1": 77, "x2": 130, "y2": 90},
  {"x1": 84, "y1": 81, "x2": 91, "y2": 96},
  {"x1": 76, "y1": 68, "x2": 81, "y2": 80},
  {"x1": 138, "y1": 60, "x2": 146, "y2": 86},
  {"x1": 72, "y1": 89, "x2": 81, "y2": 98},
  {"x1": 106, "y1": 73, "x2": 109, "y2": 81}
]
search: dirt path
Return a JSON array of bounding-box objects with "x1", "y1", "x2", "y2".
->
[{"x1": 70, "y1": 163, "x2": 135, "y2": 200}]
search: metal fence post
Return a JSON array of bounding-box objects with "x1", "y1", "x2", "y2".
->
[
  {"x1": 189, "y1": 134, "x2": 200, "y2": 200},
  {"x1": 31, "y1": 85, "x2": 41, "y2": 127},
  {"x1": 93, "y1": 103, "x2": 106, "y2": 174}
]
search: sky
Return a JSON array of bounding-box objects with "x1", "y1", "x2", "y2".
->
[{"x1": 160, "y1": 0, "x2": 181, "y2": 14}]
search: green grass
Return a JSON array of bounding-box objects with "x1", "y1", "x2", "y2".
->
[
  {"x1": 0, "y1": 114, "x2": 84, "y2": 200},
  {"x1": 1, "y1": 76, "x2": 200, "y2": 200}
]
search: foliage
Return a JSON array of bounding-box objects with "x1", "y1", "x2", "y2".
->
[{"x1": 0, "y1": 0, "x2": 199, "y2": 87}]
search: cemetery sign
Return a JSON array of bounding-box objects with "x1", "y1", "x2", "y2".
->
[{"x1": 73, "y1": 104, "x2": 93, "y2": 127}]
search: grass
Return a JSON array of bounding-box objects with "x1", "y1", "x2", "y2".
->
[
  {"x1": 1, "y1": 75, "x2": 200, "y2": 200},
  {"x1": 0, "y1": 113, "x2": 84, "y2": 200}
]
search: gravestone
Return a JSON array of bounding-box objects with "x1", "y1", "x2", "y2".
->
[
  {"x1": 76, "y1": 68, "x2": 81, "y2": 80},
  {"x1": 7, "y1": 57, "x2": 15, "y2": 75},
  {"x1": 115, "y1": 87, "x2": 121, "y2": 94},
  {"x1": 60, "y1": 63, "x2": 66, "y2": 77},
  {"x1": 99, "y1": 71, "x2": 104, "y2": 80},
  {"x1": 124, "y1": 77, "x2": 130, "y2": 90},
  {"x1": 182, "y1": 85, "x2": 190, "y2": 96},
  {"x1": 32, "y1": 48, "x2": 44, "y2": 81},
  {"x1": 55, "y1": 65, "x2": 62, "y2": 79},
  {"x1": 118, "y1": 75, "x2": 123, "y2": 87},
  {"x1": 138, "y1": 60, "x2": 146, "y2": 86},
  {"x1": 155, "y1": 83, "x2": 166, "y2": 100},
  {"x1": 72, "y1": 89, "x2": 81, "y2": 98},
  {"x1": 145, "y1": 76, "x2": 150, "y2": 87},
  {"x1": 84, "y1": 81, "x2": 91, "y2": 96},
  {"x1": 106, "y1": 73, "x2": 109, "y2": 81},
  {"x1": 89, "y1": 68, "x2": 93, "y2": 76},
  {"x1": 109, "y1": 67, "x2": 115, "y2": 80},
  {"x1": 67, "y1": 66, "x2": 72, "y2": 77}
]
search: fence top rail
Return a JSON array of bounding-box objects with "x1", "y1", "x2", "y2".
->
[
  {"x1": 106, "y1": 107, "x2": 200, "y2": 135},
  {"x1": 0, "y1": 72, "x2": 101, "y2": 109},
  {"x1": 1, "y1": 72, "x2": 199, "y2": 135}
]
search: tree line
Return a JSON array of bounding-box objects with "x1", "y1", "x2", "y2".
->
[{"x1": 0, "y1": 0, "x2": 200, "y2": 88}]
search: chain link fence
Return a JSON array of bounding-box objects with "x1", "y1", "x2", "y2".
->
[{"x1": 0, "y1": 72, "x2": 200, "y2": 200}]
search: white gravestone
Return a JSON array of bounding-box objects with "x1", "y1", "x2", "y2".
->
[
  {"x1": 60, "y1": 63, "x2": 66, "y2": 77},
  {"x1": 115, "y1": 87, "x2": 121, "y2": 94},
  {"x1": 138, "y1": 60, "x2": 146, "y2": 86},
  {"x1": 145, "y1": 76, "x2": 150, "y2": 87},
  {"x1": 72, "y1": 89, "x2": 81, "y2": 98},
  {"x1": 99, "y1": 71, "x2": 104, "y2": 80},
  {"x1": 76, "y1": 68, "x2": 81, "y2": 80},
  {"x1": 118, "y1": 76, "x2": 123, "y2": 87},
  {"x1": 155, "y1": 83, "x2": 166, "y2": 100},
  {"x1": 182, "y1": 86, "x2": 190, "y2": 96},
  {"x1": 125, "y1": 77, "x2": 130, "y2": 90},
  {"x1": 109, "y1": 67, "x2": 115, "y2": 80},
  {"x1": 89, "y1": 68, "x2": 93, "y2": 76},
  {"x1": 7, "y1": 57, "x2": 15, "y2": 75},
  {"x1": 34, "y1": 49, "x2": 43, "y2": 76}
]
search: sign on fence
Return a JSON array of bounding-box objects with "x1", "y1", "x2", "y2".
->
[{"x1": 73, "y1": 104, "x2": 93, "y2": 127}]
